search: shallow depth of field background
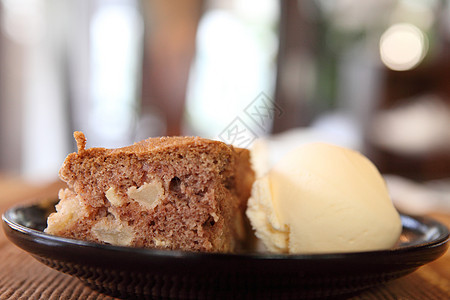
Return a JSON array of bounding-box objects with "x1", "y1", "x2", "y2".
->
[{"x1": 0, "y1": 0, "x2": 449, "y2": 199}]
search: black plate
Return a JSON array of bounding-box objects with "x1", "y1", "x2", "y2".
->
[{"x1": 2, "y1": 200, "x2": 449, "y2": 300}]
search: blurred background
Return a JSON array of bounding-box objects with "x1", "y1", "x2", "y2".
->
[{"x1": 0, "y1": 0, "x2": 449, "y2": 211}]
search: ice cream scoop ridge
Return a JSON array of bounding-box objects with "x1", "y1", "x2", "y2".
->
[{"x1": 246, "y1": 142, "x2": 402, "y2": 254}]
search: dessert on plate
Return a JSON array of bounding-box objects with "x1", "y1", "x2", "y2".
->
[
  {"x1": 247, "y1": 142, "x2": 402, "y2": 254},
  {"x1": 47, "y1": 130, "x2": 401, "y2": 255},
  {"x1": 46, "y1": 132, "x2": 255, "y2": 252}
]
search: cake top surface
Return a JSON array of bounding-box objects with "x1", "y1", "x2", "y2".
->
[
  {"x1": 61, "y1": 131, "x2": 244, "y2": 189},
  {"x1": 73, "y1": 131, "x2": 233, "y2": 156}
]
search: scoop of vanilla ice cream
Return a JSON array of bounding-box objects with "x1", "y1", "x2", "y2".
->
[{"x1": 246, "y1": 142, "x2": 402, "y2": 254}]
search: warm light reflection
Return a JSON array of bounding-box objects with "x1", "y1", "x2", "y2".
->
[{"x1": 380, "y1": 23, "x2": 428, "y2": 71}]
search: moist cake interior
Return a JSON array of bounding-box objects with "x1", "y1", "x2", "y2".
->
[{"x1": 46, "y1": 132, "x2": 254, "y2": 252}]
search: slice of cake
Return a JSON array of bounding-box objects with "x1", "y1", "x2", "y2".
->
[{"x1": 45, "y1": 132, "x2": 255, "y2": 252}]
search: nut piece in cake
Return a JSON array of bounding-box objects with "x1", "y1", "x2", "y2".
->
[{"x1": 126, "y1": 179, "x2": 165, "y2": 210}]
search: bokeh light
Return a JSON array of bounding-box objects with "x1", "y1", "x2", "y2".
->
[{"x1": 380, "y1": 23, "x2": 428, "y2": 71}]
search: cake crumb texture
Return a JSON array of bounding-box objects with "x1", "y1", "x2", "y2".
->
[{"x1": 46, "y1": 132, "x2": 254, "y2": 252}]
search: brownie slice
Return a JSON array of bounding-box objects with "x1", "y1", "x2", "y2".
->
[{"x1": 45, "y1": 132, "x2": 254, "y2": 252}]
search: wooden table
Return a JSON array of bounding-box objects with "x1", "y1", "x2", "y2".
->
[{"x1": 1, "y1": 175, "x2": 449, "y2": 299}]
